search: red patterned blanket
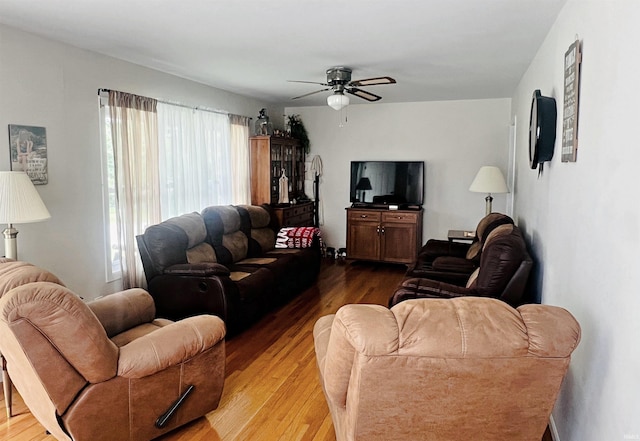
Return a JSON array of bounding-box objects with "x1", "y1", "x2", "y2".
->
[{"x1": 275, "y1": 227, "x2": 322, "y2": 249}]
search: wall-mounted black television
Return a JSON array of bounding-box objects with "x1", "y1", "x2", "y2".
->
[{"x1": 350, "y1": 161, "x2": 424, "y2": 208}]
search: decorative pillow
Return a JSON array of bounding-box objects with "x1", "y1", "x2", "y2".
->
[{"x1": 275, "y1": 227, "x2": 322, "y2": 249}]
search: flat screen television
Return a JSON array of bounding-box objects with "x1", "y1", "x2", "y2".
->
[{"x1": 350, "y1": 161, "x2": 424, "y2": 208}]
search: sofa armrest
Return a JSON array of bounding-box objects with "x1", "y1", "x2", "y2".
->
[
  {"x1": 163, "y1": 262, "x2": 230, "y2": 277},
  {"x1": 389, "y1": 277, "x2": 474, "y2": 307},
  {"x1": 148, "y1": 272, "x2": 233, "y2": 323},
  {"x1": 88, "y1": 289, "x2": 156, "y2": 338},
  {"x1": 117, "y1": 315, "x2": 225, "y2": 378}
]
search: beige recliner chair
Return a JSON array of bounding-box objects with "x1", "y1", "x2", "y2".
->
[
  {"x1": 0, "y1": 258, "x2": 66, "y2": 419},
  {"x1": 0, "y1": 262, "x2": 226, "y2": 441},
  {"x1": 314, "y1": 297, "x2": 580, "y2": 441}
]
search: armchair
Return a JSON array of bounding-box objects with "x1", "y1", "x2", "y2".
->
[
  {"x1": 0, "y1": 258, "x2": 66, "y2": 419},
  {"x1": 0, "y1": 276, "x2": 225, "y2": 441},
  {"x1": 314, "y1": 297, "x2": 581, "y2": 441},
  {"x1": 406, "y1": 212, "x2": 514, "y2": 285},
  {"x1": 390, "y1": 223, "x2": 532, "y2": 307}
]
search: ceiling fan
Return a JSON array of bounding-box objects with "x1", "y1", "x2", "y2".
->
[{"x1": 289, "y1": 67, "x2": 396, "y2": 110}]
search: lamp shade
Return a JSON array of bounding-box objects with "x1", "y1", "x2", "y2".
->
[
  {"x1": 469, "y1": 166, "x2": 508, "y2": 194},
  {"x1": 327, "y1": 93, "x2": 349, "y2": 110},
  {"x1": 0, "y1": 172, "x2": 51, "y2": 224},
  {"x1": 355, "y1": 177, "x2": 372, "y2": 190}
]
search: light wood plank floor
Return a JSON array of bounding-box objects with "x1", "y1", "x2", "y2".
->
[{"x1": 1, "y1": 259, "x2": 553, "y2": 441}]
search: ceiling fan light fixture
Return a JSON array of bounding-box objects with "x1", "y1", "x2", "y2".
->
[{"x1": 327, "y1": 93, "x2": 349, "y2": 110}]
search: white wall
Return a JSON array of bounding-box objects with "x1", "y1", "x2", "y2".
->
[
  {"x1": 286, "y1": 99, "x2": 512, "y2": 250},
  {"x1": 512, "y1": 1, "x2": 640, "y2": 439},
  {"x1": 0, "y1": 24, "x2": 281, "y2": 298}
]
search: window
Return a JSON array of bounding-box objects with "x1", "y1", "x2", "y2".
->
[
  {"x1": 99, "y1": 98, "x2": 121, "y2": 281},
  {"x1": 99, "y1": 90, "x2": 250, "y2": 284},
  {"x1": 157, "y1": 103, "x2": 233, "y2": 219}
]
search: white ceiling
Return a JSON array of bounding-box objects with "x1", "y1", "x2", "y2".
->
[{"x1": 0, "y1": 0, "x2": 566, "y2": 107}]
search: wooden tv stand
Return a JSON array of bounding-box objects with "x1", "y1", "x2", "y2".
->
[{"x1": 346, "y1": 207, "x2": 423, "y2": 264}]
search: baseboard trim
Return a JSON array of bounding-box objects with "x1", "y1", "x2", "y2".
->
[{"x1": 549, "y1": 414, "x2": 560, "y2": 441}]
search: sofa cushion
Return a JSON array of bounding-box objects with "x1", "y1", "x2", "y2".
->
[
  {"x1": 431, "y1": 255, "x2": 476, "y2": 273},
  {"x1": 251, "y1": 228, "x2": 276, "y2": 254},
  {"x1": 466, "y1": 268, "x2": 480, "y2": 288},
  {"x1": 241, "y1": 205, "x2": 271, "y2": 228},
  {"x1": 474, "y1": 224, "x2": 527, "y2": 296},
  {"x1": 202, "y1": 206, "x2": 249, "y2": 264},
  {"x1": 236, "y1": 205, "x2": 276, "y2": 255},
  {"x1": 186, "y1": 242, "x2": 217, "y2": 264},
  {"x1": 142, "y1": 222, "x2": 189, "y2": 271},
  {"x1": 165, "y1": 212, "x2": 207, "y2": 248},
  {"x1": 465, "y1": 213, "x2": 514, "y2": 260}
]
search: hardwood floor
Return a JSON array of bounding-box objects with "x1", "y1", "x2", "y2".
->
[{"x1": 1, "y1": 259, "x2": 554, "y2": 441}]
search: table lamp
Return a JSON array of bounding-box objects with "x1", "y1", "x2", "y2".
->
[
  {"x1": 0, "y1": 171, "x2": 51, "y2": 260},
  {"x1": 469, "y1": 166, "x2": 508, "y2": 215}
]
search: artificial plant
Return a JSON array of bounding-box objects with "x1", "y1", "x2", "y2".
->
[{"x1": 287, "y1": 114, "x2": 310, "y2": 154}]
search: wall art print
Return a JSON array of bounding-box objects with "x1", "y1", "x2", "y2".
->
[
  {"x1": 562, "y1": 39, "x2": 582, "y2": 162},
  {"x1": 8, "y1": 124, "x2": 48, "y2": 185}
]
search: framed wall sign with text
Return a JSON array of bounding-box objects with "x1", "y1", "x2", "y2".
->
[{"x1": 562, "y1": 39, "x2": 582, "y2": 163}]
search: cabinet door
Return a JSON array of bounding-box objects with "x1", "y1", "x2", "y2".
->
[
  {"x1": 380, "y1": 223, "x2": 416, "y2": 263},
  {"x1": 294, "y1": 145, "x2": 305, "y2": 200},
  {"x1": 347, "y1": 220, "x2": 380, "y2": 260},
  {"x1": 347, "y1": 210, "x2": 382, "y2": 261},
  {"x1": 270, "y1": 143, "x2": 282, "y2": 203},
  {"x1": 380, "y1": 212, "x2": 419, "y2": 264}
]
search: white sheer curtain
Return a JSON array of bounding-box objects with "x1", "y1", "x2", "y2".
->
[
  {"x1": 157, "y1": 104, "x2": 232, "y2": 219},
  {"x1": 108, "y1": 91, "x2": 161, "y2": 289},
  {"x1": 230, "y1": 115, "x2": 251, "y2": 205}
]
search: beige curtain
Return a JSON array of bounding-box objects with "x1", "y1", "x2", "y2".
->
[
  {"x1": 108, "y1": 91, "x2": 161, "y2": 289},
  {"x1": 230, "y1": 115, "x2": 251, "y2": 205}
]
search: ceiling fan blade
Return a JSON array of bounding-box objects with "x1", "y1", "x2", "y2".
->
[
  {"x1": 291, "y1": 88, "x2": 330, "y2": 100},
  {"x1": 346, "y1": 87, "x2": 382, "y2": 102},
  {"x1": 349, "y1": 76, "x2": 396, "y2": 87},
  {"x1": 288, "y1": 80, "x2": 330, "y2": 86}
]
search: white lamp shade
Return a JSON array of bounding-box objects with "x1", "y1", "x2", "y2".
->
[
  {"x1": 327, "y1": 93, "x2": 349, "y2": 110},
  {"x1": 469, "y1": 166, "x2": 509, "y2": 194},
  {"x1": 0, "y1": 171, "x2": 51, "y2": 224}
]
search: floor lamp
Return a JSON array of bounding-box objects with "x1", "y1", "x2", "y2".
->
[
  {"x1": 0, "y1": 171, "x2": 50, "y2": 418},
  {"x1": 0, "y1": 171, "x2": 51, "y2": 260},
  {"x1": 469, "y1": 166, "x2": 509, "y2": 215}
]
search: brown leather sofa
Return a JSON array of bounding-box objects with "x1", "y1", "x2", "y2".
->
[
  {"x1": 314, "y1": 297, "x2": 581, "y2": 441},
  {"x1": 390, "y1": 223, "x2": 533, "y2": 307},
  {"x1": 137, "y1": 204, "x2": 321, "y2": 336},
  {"x1": 0, "y1": 261, "x2": 226, "y2": 441},
  {"x1": 406, "y1": 212, "x2": 514, "y2": 285}
]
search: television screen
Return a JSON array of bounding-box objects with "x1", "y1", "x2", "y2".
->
[{"x1": 350, "y1": 161, "x2": 424, "y2": 207}]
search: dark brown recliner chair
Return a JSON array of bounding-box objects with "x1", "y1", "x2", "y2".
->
[
  {"x1": 0, "y1": 263, "x2": 226, "y2": 441},
  {"x1": 405, "y1": 212, "x2": 514, "y2": 286},
  {"x1": 390, "y1": 223, "x2": 532, "y2": 308}
]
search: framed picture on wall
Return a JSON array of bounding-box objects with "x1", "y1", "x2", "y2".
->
[
  {"x1": 562, "y1": 39, "x2": 582, "y2": 162},
  {"x1": 8, "y1": 124, "x2": 48, "y2": 185}
]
